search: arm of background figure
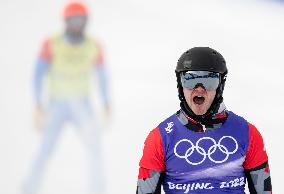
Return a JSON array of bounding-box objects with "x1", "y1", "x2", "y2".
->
[
  {"x1": 94, "y1": 44, "x2": 110, "y2": 109},
  {"x1": 136, "y1": 128, "x2": 165, "y2": 194},
  {"x1": 33, "y1": 39, "x2": 51, "y2": 108},
  {"x1": 243, "y1": 123, "x2": 272, "y2": 193}
]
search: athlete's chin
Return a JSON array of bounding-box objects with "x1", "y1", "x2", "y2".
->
[{"x1": 191, "y1": 105, "x2": 209, "y2": 116}]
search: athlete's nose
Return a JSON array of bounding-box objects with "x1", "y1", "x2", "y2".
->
[{"x1": 194, "y1": 84, "x2": 206, "y2": 91}]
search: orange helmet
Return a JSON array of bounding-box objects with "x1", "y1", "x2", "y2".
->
[{"x1": 63, "y1": 2, "x2": 88, "y2": 18}]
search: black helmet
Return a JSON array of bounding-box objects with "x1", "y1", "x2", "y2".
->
[
  {"x1": 176, "y1": 47, "x2": 227, "y2": 73},
  {"x1": 175, "y1": 47, "x2": 228, "y2": 121}
]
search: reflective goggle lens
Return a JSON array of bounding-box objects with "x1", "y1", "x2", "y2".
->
[{"x1": 180, "y1": 71, "x2": 220, "y2": 90}]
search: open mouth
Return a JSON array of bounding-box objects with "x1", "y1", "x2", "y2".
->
[{"x1": 193, "y1": 96, "x2": 205, "y2": 105}]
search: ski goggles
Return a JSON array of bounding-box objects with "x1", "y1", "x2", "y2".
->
[
  {"x1": 66, "y1": 15, "x2": 87, "y2": 26},
  {"x1": 180, "y1": 71, "x2": 220, "y2": 90}
]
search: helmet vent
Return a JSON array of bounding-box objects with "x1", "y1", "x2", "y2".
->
[{"x1": 183, "y1": 60, "x2": 192, "y2": 68}]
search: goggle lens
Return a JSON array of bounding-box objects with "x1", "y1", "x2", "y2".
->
[{"x1": 180, "y1": 71, "x2": 220, "y2": 90}]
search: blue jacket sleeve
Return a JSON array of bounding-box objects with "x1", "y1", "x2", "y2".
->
[
  {"x1": 33, "y1": 58, "x2": 49, "y2": 107},
  {"x1": 94, "y1": 64, "x2": 109, "y2": 108}
]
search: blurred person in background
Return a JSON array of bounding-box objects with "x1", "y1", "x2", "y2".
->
[
  {"x1": 23, "y1": 1, "x2": 110, "y2": 194},
  {"x1": 136, "y1": 47, "x2": 272, "y2": 194}
]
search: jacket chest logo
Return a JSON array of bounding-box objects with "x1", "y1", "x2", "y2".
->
[{"x1": 174, "y1": 136, "x2": 238, "y2": 165}]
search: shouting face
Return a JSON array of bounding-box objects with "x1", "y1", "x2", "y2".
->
[{"x1": 183, "y1": 86, "x2": 216, "y2": 115}]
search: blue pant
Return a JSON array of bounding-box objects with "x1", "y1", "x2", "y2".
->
[{"x1": 24, "y1": 97, "x2": 105, "y2": 194}]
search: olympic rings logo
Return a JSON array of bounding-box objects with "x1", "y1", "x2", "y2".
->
[{"x1": 174, "y1": 136, "x2": 238, "y2": 165}]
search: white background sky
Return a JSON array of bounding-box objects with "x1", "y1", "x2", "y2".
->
[{"x1": 0, "y1": 0, "x2": 283, "y2": 193}]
